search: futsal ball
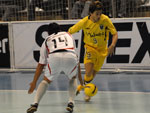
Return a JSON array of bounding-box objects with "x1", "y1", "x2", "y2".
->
[{"x1": 84, "y1": 83, "x2": 98, "y2": 97}]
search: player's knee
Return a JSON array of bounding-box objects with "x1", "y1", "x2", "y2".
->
[{"x1": 42, "y1": 80, "x2": 49, "y2": 85}]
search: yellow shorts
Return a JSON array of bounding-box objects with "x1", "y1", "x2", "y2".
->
[{"x1": 84, "y1": 45, "x2": 107, "y2": 72}]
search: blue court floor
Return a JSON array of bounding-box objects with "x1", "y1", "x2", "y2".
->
[{"x1": 0, "y1": 71, "x2": 150, "y2": 113}]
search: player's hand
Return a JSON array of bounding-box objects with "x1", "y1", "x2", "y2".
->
[
  {"x1": 108, "y1": 45, "x2": 115, "y2": 57},
  {"x1": 76, "y1": 85, "x2": 85, "y2": 96},
  {"x1": 28, "y1": 82, "x2": 36, "y2": 94}
]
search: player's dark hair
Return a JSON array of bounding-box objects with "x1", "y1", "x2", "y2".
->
[
  {"x1": 48, "y1": 22, "x2": 61, "y2": 35},
  {"x1": 89, "y1": 1, "x2": 103, "y2": 13}
]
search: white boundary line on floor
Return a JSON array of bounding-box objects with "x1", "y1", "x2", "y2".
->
[{"x1": 0, "y1": 90, "x2": 150, "y2": 94}]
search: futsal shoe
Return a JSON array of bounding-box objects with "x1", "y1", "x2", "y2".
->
[
  {"x1": 84, "y1": 95, "x2": 91, "y2": 102},
  {"x1": 27, "y1": 103, "x2": 38, "y2": 113},
  {"x1": 66, "y1": 102, "x2": 74, "y2": 113}
]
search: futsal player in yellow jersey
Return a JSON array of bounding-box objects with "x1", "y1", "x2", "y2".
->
[{"x1": 68, "y1": 1, "x2": 118, "y2": 101}]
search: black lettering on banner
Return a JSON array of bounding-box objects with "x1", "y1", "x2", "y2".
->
[
  {"x1": 79, "y1": 30, "x2": 85, "y2": 63},
  {"x1": 33, "y1": 24, "x2": 74, "y2": 62},
  {"x1": 0, "y1": 24, "x2": 10, "y2": 68},
  {"x1": 132, "y1": 22, "x2": 150, "y2": 63},
  {"x1": 107, "y1": 23, "x2": 133, "y2": 63},
  {"x1": 33, "y1": 25, "x2": 48, "y2": 62},
  {"x1": 0, "y1": 38, "x2": 8, "y2": 53},
  {"x1": 75, "y1": 40, "x2": 78, "y2": 48}
]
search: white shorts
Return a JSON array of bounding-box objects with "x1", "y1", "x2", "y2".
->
[{"x1": 44, "y1": 52, "x2": 78, "y2": 81}]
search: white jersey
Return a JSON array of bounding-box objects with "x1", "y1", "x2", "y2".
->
[
  {"x1": 45, "y1": 32, "x2": 75, "y2": 53},
  {"x1": 39, "y1": 32, "x2": 76, "y2": 65},
  {"x1": 39, "y1": 31, "x2": 78, "y2": 81}
]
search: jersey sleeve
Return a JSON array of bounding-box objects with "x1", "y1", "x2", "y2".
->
[
  {"x1": 39, "y1": 40, "x2": 48, "y2": 65},
  {"x1": 105, "y1": 17, "x2": 117, "y2": 35},
  {"x1": 68, "y1": 19, "x2": 85, "y2": 34}
]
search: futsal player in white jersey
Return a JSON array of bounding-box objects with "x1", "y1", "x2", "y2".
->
[{"x1": 27, "y1": 22, "x2": 84, "y2": 113}]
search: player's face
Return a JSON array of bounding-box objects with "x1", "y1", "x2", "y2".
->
[{"x1": 90, "y1": 10, "x2": 102, "y2": 22}]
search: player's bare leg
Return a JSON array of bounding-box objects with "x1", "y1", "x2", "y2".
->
[
  {"x1": 84, "y1": 63, "x2": 94, "y2": 83},
  {"x1": 84, "y1": 63, "x2": 97, "y2": 102}
]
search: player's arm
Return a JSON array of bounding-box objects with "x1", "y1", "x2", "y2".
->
[
  {"x1": 28, "y1": 41, "x2": 48, "y2": 94},
  {"x1": 78, "y1": 62, "x2": 84, "y2": 86},
  {"x1": 108, "y1": 32, "x2": 118, "y2": 56},
  {"x1": 76, "y1": 62, "x2": 84, "y2": 95},
  {"x1": 28, "y1": 63, "x2": 45, "y2": 94},
  {"x1": 106, "y1": 17, "x2": 118, "y2": 56},
  {"x1": 68, "y1": 19, "x2": 84, "y2": 34}
]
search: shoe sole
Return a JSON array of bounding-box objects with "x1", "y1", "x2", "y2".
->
[
  {"x1": 27, "y1": 108, "x2": 37, "y2": 113},
  {"x1": 66, "y1": 107, "x2": 73, "y2": 113}
]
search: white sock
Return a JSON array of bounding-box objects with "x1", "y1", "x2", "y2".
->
[
  {"x1": 34, "y1": 80, "x2": 49, "y2": 104},
  {"x1": 68, "y1": 78, "x2": 77, "y2": 104}
]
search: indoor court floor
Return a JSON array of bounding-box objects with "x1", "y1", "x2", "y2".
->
[{"x1": 0, "y1": 71, "x2": 150, "y2": 113}]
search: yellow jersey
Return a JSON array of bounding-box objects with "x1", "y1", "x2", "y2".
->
[{"x1": 68, "y1": 14, "x2": 117, "y2": 51}]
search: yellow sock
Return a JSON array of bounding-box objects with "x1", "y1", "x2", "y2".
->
[{"x1": 84, "y1": 74, "x2": 93, "y2": 83}]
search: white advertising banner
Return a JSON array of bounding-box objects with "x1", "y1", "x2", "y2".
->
[{"x1": 12, "y1": 18, "x2": 150, "y2": 69}]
